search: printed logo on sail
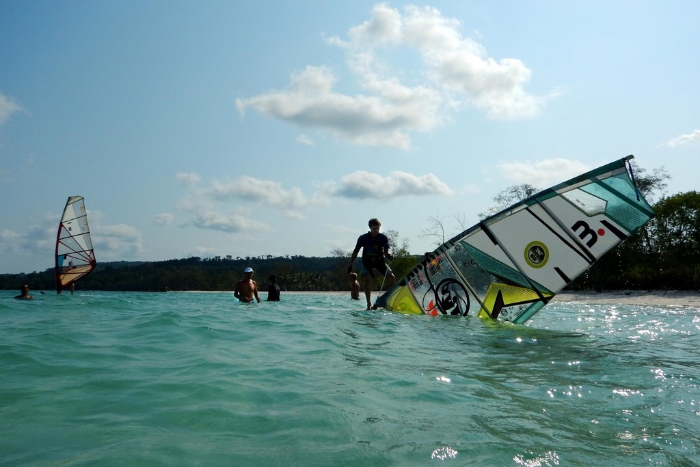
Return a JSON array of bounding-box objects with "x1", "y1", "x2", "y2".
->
[{"x1": 524, "y1": 241, "x2": 549, "y2": 268}]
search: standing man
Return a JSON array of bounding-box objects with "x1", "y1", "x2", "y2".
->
[
  {"x1": 348, "y1": 218, "x2": 395, "y2": 310},
  {"x1": 234, "y1": 267, "x2": 260, "y2": 303}
]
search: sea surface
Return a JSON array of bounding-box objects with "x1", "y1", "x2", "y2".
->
[{"x1": 1, "y1": 291, "x2": 699, "y2": 466}]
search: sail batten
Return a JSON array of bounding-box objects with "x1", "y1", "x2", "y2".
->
[
  {"x1": 55, "y1": 196, "x2": 97, "y2": 292},
  {"x1": 375, "y1": 155, "x2": 655, "y2": 324}
]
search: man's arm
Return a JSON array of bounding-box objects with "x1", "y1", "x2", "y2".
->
[
  {"x1": 348, "y1": 240, "x2": 361, "y2": 273},
  {"x1": 233, "y1": 281, "x2": 241, "y2": 300},
  {"x1": 383, "y1": 236, "x2": 393, "y2": 260},
  {"x1": 253, "y1": 281, "x2": 260, "y2": 302}
]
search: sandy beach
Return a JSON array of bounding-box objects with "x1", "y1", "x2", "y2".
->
[{"x1": 553, "y1": 290, "x2": 700, "y2": 307}]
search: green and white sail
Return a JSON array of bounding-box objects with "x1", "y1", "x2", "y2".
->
[{"x1": 374, "y1": 156, "x2": 655, "y2": 324}]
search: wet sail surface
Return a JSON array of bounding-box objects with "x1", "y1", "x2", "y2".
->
[{"x1": 376, "y1": 156, "x2": 655, "y2": 323}]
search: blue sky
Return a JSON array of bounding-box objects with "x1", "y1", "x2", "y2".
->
[{"x1": 1, "y1": 1, "x2": 698, "y2": 274}]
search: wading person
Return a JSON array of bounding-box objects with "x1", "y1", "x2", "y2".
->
[
  {"x1": 14, "y1": 284, "x2": 33, "y2": 300},
  {"x1": 234, "y1": 267, "x2": 260, "y2": 303},
  {"x1": 267, "y1": 274, "x2": 280, "y2": 301},
  {"x1": 349, "y1": 272, "x2": 360, "y2": 300},
  {"x1": 347, "y1": 218, "x2": 395, "y2": 310}
]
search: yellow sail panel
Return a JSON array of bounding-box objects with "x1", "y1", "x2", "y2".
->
[
  {"x1": 477, "y1": 283, "x2": 552, "y2": 320},
  {"x1": 382, "y1": 284, "x2": 424, "y2": 315}
]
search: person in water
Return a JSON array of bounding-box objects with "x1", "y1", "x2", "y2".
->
[
  {"x1": 349, "y1": 272, "x2": 360, "y2": 300},
  {"x1": 348, "y1": 218, "x2": 395, "y2": 310},
  {"x1": 15, "y1": 284, "x2": 33, "y2": 300},
  {"x1": 57, "y1": 283, "x2": 74, "y2": 295},
  {"x1": 267, "y1": 274, "x2": 281, "y2": 301},
  {"x1": 234, "y1": 267, "x2": 260, "y2": 303}
]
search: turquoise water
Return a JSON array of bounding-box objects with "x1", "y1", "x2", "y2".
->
[{"x1": 1, "y1": 291, "x2": 699, "y2": 466}]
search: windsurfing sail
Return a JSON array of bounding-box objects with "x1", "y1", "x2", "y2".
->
[
  {"x1": 55, "y1": 196, "x2": 97, "y2": 292},
  {"x1": 374, "y1": 156, "x2": 655, "y2": 324}
]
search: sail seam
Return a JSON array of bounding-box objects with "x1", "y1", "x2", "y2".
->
[
  {"x1": 479, "y1": 223, "x2": 547, "y2": 303},
  {"x1": 531, "y1": 202, "x2": 596, "y2": 264}
]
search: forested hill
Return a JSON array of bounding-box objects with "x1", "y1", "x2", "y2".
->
[
  {"x1": 3, "y1": 190, "x2": 698, "y2": 293},
  {"x1": 0, "y1": 255, "x2": 420, "y2": 292}
]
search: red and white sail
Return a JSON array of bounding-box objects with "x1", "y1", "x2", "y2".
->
[{"x1": 55, "y1": 196, "x2": 97, "y2": 292}]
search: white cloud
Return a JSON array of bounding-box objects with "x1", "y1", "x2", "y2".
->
[
  {"x1": 189, "y1": 212, "x2": 270, "y2": 233},
  {"x1": 237, "y1": 66, "x2": 441, "y2": 149},
  {"x1": 297, "y1": 134, "x2": 315, "y2": 146},
  {"x1": 667, "y1": 129, "x2": 700, "y2": 147},
  {"x1": 0, "y1": 210, "x2": 143, "y2": 263},
  {"x1": 175, "y1": 174, "x2": 329, "y2": 233},
  {"x1": 333, "y1": 4, "x2": 546, "y2": 119},
  {"x1": 173, "y1": 170, "x2": 451, "y2": 233},
  {"x1": 498, "y1": 159, "x2": 589, "y2": 187},
  {"x1": 153, "y1": 213, "x2": 174, "y2": 225},
  {"x1": 208, "y1": 176, "x2": 330, "y2": 210},
  {"x1": 0, "y1": 92, "x2": 23, "y2": 126},
  {"x1": 176, "y1": 190, "x2": 216, "y2": 214},
  {"x1": 91, "y1": 221, "x2": 144, "y2": 258},
  {"x1": 237, "y1": 4, "x2": 546, "y2": 148},
  {"x1": 0, "y1": 229, "x2": 22, "y2": 253},
  {"x1": 337, "y1": 170, "x2": 453, "y2": 199},
  {"x1": 176, "y1": 172, "x2": 201, "y2": 187}
]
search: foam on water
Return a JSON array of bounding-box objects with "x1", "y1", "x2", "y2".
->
[{"x1": 1, "y1": 291, "x2": 699, "y2": 466}]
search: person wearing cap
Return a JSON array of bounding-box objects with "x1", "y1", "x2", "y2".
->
[{"x1": 234, "y1": 267, "x2": 260, "y2": 303}]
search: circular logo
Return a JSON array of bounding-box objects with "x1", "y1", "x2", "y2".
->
[
  {"x1": 524, "y1": 241, "x2": 549, "y2": 268},
  {"x1": 422, "y1": 279, "x2": 470, "y2": 316}
]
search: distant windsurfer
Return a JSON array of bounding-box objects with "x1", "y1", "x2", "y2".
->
[
  {"x1": 267, "y1": 275, "x2": 280, "y2": 301},
  {"x1": 56, "y1": 283, "x2": 74, "y2": 295},
  {"x1": 348, "y1": 218, "x2": 395, "y2": 310},
  {"x1": 234, "y1": 267, "x2": 260, "y2": 303},
  {"x1": 14, "y1": 284, "x2": 33, "y2": 300}
]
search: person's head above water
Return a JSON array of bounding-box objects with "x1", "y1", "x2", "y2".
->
[{"x1": 244, "y1": 267, "x2": 254, "y2": 274}]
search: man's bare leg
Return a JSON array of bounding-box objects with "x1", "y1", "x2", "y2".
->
[{"x1": 363, "y1": 274, "x2": 372, "y2": 309}]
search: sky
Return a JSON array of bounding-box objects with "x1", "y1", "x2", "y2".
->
[{"x1": 1, "y1": 1, "x2": 699, "y2": 274}]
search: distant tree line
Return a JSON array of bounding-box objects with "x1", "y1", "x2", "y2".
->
[
  {"x1": 0, "y1": 231, "x2": 420, "y2": 293},
  {"x1": 3, "y1": 172, "x2": 698, "y2": 293},
  {"x1": 0, "y1": 255, "x2": 421, "y2": 293}
]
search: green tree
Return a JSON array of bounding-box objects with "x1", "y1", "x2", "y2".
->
[
  {"x1": 650, "y1": 191, "x2": 700, "y2": 288},
  {"x1": 384, "y1": 229, "x2": 417, "y2": 283},
  {"x1": 478, "y1": 184, "x2": 538, "y2": 220},
  {"x1": 628, "y1": 160, "x2": 671, "y2": 203}
]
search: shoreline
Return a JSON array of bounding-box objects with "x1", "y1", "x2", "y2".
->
[
  {"x1": 553, "y1": 290, "x2": 700, "y2": 306},
  {"x1": 175, "y1": 290, "x2": 700, "y2": 307}
]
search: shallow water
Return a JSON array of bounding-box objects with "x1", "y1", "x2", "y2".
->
[{"x1": 1, "y1": 291, "x2": 699, "y2": 466}]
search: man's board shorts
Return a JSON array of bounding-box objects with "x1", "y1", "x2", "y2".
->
[{"x1": 361, "y1": 256, "x2": 392, "y2": 278}]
